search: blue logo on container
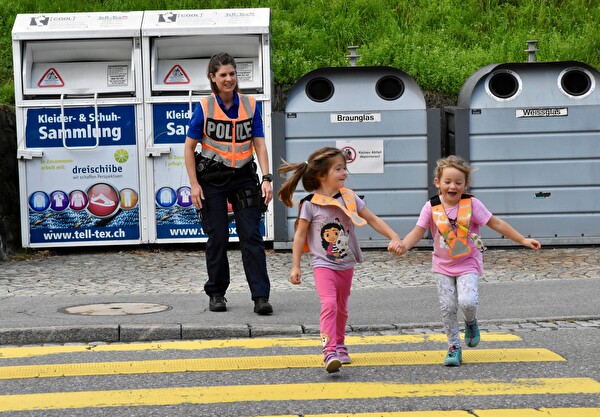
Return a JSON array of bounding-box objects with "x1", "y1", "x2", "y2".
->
[
  {"x1": 29, "y1": 191, "x2": 50, "y2": 212},
  {"x1": 156, "y1": 187, "x2": 176, "y2": 208},
  {"x1": 49, "y1": 190, "x2": 69, "y2": 211},
  {"x1": 176, "y1": 186, "x2": 193, "y2": 207}
]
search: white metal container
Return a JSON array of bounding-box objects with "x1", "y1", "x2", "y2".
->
[
  {"x1": 141, "y1": 8, "x2": 274, "y2": 243},
  {"x1": 12, "y1": 12, "x2": 147, "y2": 248}
]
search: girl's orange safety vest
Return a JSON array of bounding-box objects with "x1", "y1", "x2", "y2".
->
[
  {"x1": 297, "y1": 188, "x2": 366, "y2": 252},
  {"x1": 430, "y1": 194, "x2": 473, "y2": 258},
  {"x1": 200, "y1": 93, "x2": 256, "y2": 168}
]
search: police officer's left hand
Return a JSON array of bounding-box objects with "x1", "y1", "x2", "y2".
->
[{"x1": 261, "y1": 181, "x2": 273, "y2": 205}]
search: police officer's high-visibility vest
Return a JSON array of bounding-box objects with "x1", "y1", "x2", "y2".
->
[
  {"x1": 430, "y1": 194, "x2": 473, "y2": 258},
  {"x1": 200, "y1": 93, "x2": 256, "y2": 168}
]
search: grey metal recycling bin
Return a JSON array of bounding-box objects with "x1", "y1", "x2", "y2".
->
[
  {"x1": 445, "y1": 61, "x2": 600, "y2": 245},
  {"x1": 274, "y1": 66, "x2": 441, "y2": 249}
]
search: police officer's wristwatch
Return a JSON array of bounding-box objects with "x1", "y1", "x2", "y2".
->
[{"x1": 262, "y1": 174, "x2": 273, "y2": 183}]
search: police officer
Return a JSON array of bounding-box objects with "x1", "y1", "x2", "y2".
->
[{"x1": 184, "y1": 53, "x2": 273, "y2": 315}]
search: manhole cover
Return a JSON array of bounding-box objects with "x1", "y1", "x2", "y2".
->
[{"x1": 60, "y1": 303, "x2": 171, "y2": 316}]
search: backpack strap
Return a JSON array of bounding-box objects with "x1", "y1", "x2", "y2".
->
[{"x1": 295, "y1": 194, "x2": 317, "y2": 253}]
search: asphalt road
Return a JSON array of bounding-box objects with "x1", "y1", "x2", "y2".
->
[{"x1": 0, "y1": 327, "x2": 597, "y2": 416}]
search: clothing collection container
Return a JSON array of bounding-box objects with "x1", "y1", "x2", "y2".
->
[
  {"x1": 12, "y1": 9, "x2": 274, "y2": 248},
  {"x1": 141, "y1": 8, "x2": 274, "y2": 243},
  {"x1": 12, "y1": 12, "x2": 146, "y2": 248}
]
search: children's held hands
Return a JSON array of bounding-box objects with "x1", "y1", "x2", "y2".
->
[
  {"x1": 387, "y1": 238, "x2": 406, "y2": 256},
  {"x1": 289, "y1": 267, "x2": 302, "y2": 285},
  {"x1": 523, "y1": 238, "x2": 542, "y2": 251}
]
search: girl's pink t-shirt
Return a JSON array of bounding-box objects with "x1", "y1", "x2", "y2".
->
[{"x1": 416, "y1": 197, "x2": 492, "y2": 277}]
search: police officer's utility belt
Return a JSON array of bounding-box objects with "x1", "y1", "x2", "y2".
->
[{"x1": 195, "y1": 153, "x2": 256, "y2": 186}]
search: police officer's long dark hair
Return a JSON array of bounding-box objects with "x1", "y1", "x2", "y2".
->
[{"x1": 207, "y1": 52, "x2": 240, "y2": 95}]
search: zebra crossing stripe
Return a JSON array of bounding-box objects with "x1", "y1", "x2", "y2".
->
[
  {"x1": 474, "y1": 407, "x2": 600, "y2": 416},
  {"x1": 0, "y1": 348, "x2": 563, "y2": 379},
  {"x1": 257, "y1": 408, "x2": 600, "y2": 417},
  {"x1": 0, "y1": 333, "x2": 521, "y2": 359},
  {"x1": 0, "y1": 378, "x2": 598, "y2": 412},
  {"x1": 256, "y1": 412, "x2": 472, "y2": 417}
]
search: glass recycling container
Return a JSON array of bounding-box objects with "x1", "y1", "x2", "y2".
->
[
  {"x1": 12, "y1": 12, "x2": 147, "y2": 248},
  {"x1": 445, "y1": 60, "x2": 600, "y2": 245},
  {"x1": 275, "y1": 66, "x2": 441, "y2": 249}
]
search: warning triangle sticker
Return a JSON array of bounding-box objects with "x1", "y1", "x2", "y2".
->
[
  {"x1": 38, "y1": 68, "x2": 64, "y2": 88},
  {"x1": 164, "y1": 65, "x2": 190, "y2": 84}
]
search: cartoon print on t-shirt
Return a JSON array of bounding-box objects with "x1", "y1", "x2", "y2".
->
[
  {"x1": 320, "y1": 218, "x2": 354, "y2": 263},
  {"x1": 334, "y1": 229, "x2": 351, "y2": 258}
]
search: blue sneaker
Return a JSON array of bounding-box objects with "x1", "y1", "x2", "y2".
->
[
  {"x1": 324, "y1": 352, "x2": 342, "y2": 373},
  {"x1": 444, "y1": 345, "x2": 462, "y2": 366},
  {"x1": 465, "y1": 320, "x2": 480, "y2": 347}
]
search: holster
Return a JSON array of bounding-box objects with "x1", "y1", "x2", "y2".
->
[
  {"x1": 195, "y1": 153, "x2": 235, "y2": 186},
  {"x1": 230, "y1": 186, "x2": 268, "y2": 213}
]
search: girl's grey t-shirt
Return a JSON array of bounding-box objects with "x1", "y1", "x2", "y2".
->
[{"x1": 299, "y1": 194, "x2": 365, "y2": 270}]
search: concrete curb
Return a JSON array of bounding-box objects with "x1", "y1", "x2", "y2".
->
[
  {"x1": 1, "y1": 315, "x2": 598, "y2": 346},
  {"x1": 0, "y1": 325, "x2": 119, "y2": 345}
]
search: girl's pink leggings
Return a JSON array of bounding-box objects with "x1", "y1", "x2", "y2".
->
[{"x1": 313, "y1": 266, "x2": 354, "y2": 354}]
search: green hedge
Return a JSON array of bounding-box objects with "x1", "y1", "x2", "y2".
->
[{"x1": 1, "y1": 0, "x2": 598, "y2": 105}]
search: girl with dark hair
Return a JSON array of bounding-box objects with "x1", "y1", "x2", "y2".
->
[{"x1": 278, "y1": 146, "x2": 404, "y2": 373}]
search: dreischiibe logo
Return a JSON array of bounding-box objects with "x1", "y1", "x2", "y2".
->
[{"x1": 114, "y1": 149, "x2": 129, "y2": 164}]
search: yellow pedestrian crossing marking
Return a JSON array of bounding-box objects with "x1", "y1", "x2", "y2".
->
[
  {"x1": 257, "y1": 408, "x2": 600, "y2": 417},
  {"x1": 0, "y1": 378, "x2": 598, "y2": 412},
  {"x1": 475, "y1": 408, "x2": 600, "y2": 416},
  {"x1": 0, "y1": 333, "x2": 592, "y2": 415},
  {"x1": 0, "y1": 348, "x2": 563, "y2": 380},
  {"x1": 257, "y1": 413, "x2": 472, "y2": 417},
  {"x1": 0, "y1": 333, "x2": 521, "y2": 359}
]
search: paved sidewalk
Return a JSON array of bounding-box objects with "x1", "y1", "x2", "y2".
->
[
  {"x1": 1, "y1": 246, "x2": 598, "y2": 296},
  {"x1": 0, "y1": 245, "x2": 598, "y2": 345}
]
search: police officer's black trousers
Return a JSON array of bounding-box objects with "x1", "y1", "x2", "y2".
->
[{"x1": 199, "y1": 173, "x2": 270, "y2": 301}]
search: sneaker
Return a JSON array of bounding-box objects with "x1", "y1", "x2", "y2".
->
[
  {"x1": 254, "y1": 297, "x2": 273, "y2": 315},
  {"x1": 465, "y1": 319, "x2": 480, "y2": 347},
  {"x1": 324, "y1": 352, "x2": 342, "y2": 373},
  {"x1": 336, "y1": 345, "x2": 352, "y2": 364},
  {"x1": 443, "y1": 345, "x2": 462, "y2": 366},
  {"x1": 208, "y1": 296, "x2": 227, "y2": 312}
]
